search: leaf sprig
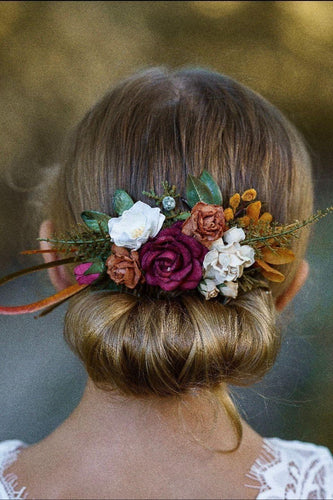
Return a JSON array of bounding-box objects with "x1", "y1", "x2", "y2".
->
[
  {"x1": 38, "y1": 224, "x2": 111, "y2": 261},
  {"x1": 142, "y1": 181, "x2": 192, "y2": 225},
  {"x1": 143, "y1": 180, "x2": 180, "y2": 206},
  {"x1": 242, "y1": 207, "x2": 333, "y2": 248}
]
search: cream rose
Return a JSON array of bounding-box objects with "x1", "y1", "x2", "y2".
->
[
  {"x1": 198, "y1": 278, "x2": 239, "y2": 300},
  {"x1": 108, "y1": 201, "x2": 165, "y2": 250},
  {"x1": 198, "y1": 278, "x2": 219, "y2": 300},
  {"x1": 202, "y1": 227, "x2": 255, "y2": 287},
  {"x1": 217, "y1": 281, "x2": 239, "y2": 299}
]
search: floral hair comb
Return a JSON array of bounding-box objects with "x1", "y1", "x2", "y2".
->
[{"x1": 0, "y1": 170, "x2": 332, "y2": 316}]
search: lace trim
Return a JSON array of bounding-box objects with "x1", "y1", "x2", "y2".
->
[
  {"x1": 246, "y1": 438, "x2": 281, "y2": 494},
  {"x1": 1, "y1": 438, "x2": 332, "y2": 500},
  {"x1": 0, "y1": 443, "x2": 28, "y2": 499},
  {"x1": 246, "y1": 438, "x2": 333, "y2": 500}
]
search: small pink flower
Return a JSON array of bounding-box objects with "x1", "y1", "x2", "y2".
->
[{"x1": 74, "y1": 263, "x2": 100, "y2": 285}]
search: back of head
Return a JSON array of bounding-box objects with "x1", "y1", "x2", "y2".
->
[{"x1": 47, "y1": 67, "x2": 313, "y2": 400}]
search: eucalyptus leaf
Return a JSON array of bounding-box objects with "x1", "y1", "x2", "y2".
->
[
  {"x1": 113, "y1": 189, "x2": 134, "y2": 215},
  {"x1": 200, "y1": 170, "x2": 223, "y2": 205},
  {"x1": 174, "y1": 212, "x2": 191, "y2": 221},
  {"x1": 83, "y1": 261, "x2": 105, "y2": 276},
  {"x1": 185, "y1": 175, "x2": 214, "y2": 208},
  {"x1": 81, "y1": 211, "x2": 110, "y2": 233}
]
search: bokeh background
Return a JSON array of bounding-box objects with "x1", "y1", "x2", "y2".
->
[{"x1": 0, "y1": 1, "x2": 332, "y2": 450}]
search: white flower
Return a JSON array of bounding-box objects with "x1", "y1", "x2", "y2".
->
[
  {"x1": 198, "y1": 279, "x2": 219, "y2": 300},
  {"x1": 223, "y1": 227, "x2": 246, "y2": 246},
  {"x1": 203, "y1": 227, "x2": 255, "y2": 288},
  {"x1": 108, "y1": 201, "x2": 165, "y2": 250},
  {"x1": 217, "y1": 281, "x2": 238, "y2": 299}
]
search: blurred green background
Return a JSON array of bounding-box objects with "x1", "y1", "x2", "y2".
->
[{"x1": 0, "y1": 1, "x2": 332, "y2": 449}]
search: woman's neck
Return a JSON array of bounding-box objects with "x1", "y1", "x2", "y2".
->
[
  {"x1": 10, "y1": 379, "x2": 264, "y2": 499},
  {"x1": 60, "y1": 379, "x2": 242, "y2": 453}
]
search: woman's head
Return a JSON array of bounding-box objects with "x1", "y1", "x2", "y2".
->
[{"x1": 45, "y1": 67, "x2": 313, "y2": 398}]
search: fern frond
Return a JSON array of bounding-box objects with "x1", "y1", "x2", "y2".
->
[
  {"x1": 38, "y1": 224, "x2": 111, "y2": 261},
  {"x1": 242, "y1": 207, "x2": 333, "y2": 247}
]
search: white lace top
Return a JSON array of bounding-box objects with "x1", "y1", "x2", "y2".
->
[{"x1": 0, "y1": 438, "x2": 332, "y2": 499}]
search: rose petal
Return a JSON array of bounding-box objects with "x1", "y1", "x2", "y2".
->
[
  {"x1": 155, "y1": 258, "x2": 176, "y2": 277},
  {"x1": 112, "y1": 245, "x2": 131, "y2": 258},
  {"x1": 140, "y1": 248, "x2": 159, "y2": 269},
  {"x1": 180, "y1": 260, "x2": 203, "y2": 289},
  {"x1": 218, "y1": 281, "x2": 238, "y2": 298},
  {"x1": 146, "y1": 274, "x2": 178, "y2": 291},
  {"x1": 158, "y1": 250, "x2": 178, "y2": 262},
  {"x1": 181, "y1": 233, "x2": 207, "y2": 259},
  {"x1": 223, "y1": 227, "x2": 246, "y2": 245},
  {"x1": 158, "y1": 280, "x2": 180, "y2": 291},
  {"x1": 174, "y1": 242, "x2": 192, "y2": 266},
  {"x1": 74, "y1": 262, "x2": 94, "y2": 275},
  {"x1": 148, "y1": 209, "x2": 166, "y2": 237},
  {"x1": 75, "y1": 273, "x2": 100, "y2": 285},
  {"x1": 74, "y1": 263, "x2": 100, "y2": 285},
  {"x1": 170, "y1": 262, "x2": 193, "y2": 282}
]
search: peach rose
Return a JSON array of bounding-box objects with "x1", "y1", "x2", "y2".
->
[
  {"x1": 182, "y1": 202, "x2": 226, "y2": 248},
  {"x1": 106, "y1": 244, "x2": 145, "y2": 289}
]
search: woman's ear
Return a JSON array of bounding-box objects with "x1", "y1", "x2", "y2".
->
[
  {"x1": 275, "y1": 260, "x2": 309, "y2": 312},
  {"x1": 39, "y1": 220, "x2": 73, "y2": 291}
]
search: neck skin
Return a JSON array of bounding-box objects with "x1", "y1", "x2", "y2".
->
[
  {"x1": 12, "y1": 379, "x2": 264, "y2": 499},
  {"x1": 63, "y1": 379, "x2": 243, "y2": 452},
  {"x1": 32, "y1": 379, "x2": 264, "y2": 474}
]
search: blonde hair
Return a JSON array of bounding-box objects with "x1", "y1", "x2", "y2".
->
[{"x1": 47, "y1": 67, "x2": 313, "y2": 448}]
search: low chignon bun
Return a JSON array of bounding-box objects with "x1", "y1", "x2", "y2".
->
[{"x1": 64, "y1": 289, "x2": 279, "y2": 396}]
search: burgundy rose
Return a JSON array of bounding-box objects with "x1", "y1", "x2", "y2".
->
[{"x1": 139, "y1": 222, "x2": 208, "y2": 291}]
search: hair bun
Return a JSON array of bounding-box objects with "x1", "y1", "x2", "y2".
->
[{"x1": 64, "y1": 289, "x2": 278, "y2": 395}]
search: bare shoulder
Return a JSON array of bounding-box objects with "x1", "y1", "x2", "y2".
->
[{"x1": 3, "y1": 426, "x2": 264, "y2": 499}]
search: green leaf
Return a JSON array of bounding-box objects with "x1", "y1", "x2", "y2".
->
[
  {"x1": 81, "y1": 211, "x2": 110, "y2": 233},
  {"x1": 83, "y1": 261, "x2": 105, "y2": 276},
  {"x1": 174, "y1": 212, "x2": 191, "y2": 221},
  {"x1": 113, "y1": 189, "x2": 134, "y2": 215},
  {"x1": 185, "y1": 175, "x2": 214, "y2": 208},
  {"x1": 104, "y1": 280, "x2": 121, "y2": 292},
  {"x1": 200, "y1": 170, "x2": 223, "y2": 205}
]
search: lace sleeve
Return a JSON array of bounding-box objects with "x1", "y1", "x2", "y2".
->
[
  {"x1": 0, "y1": 440, "x2": 28, "y2": 500},
  {"x1": 247, "y1": 438, "x2": 333, "y2": 500}
]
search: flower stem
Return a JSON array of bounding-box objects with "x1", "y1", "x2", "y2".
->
[{"x1": 38, "y1": 237, "x2": 109, "y2": 245}]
